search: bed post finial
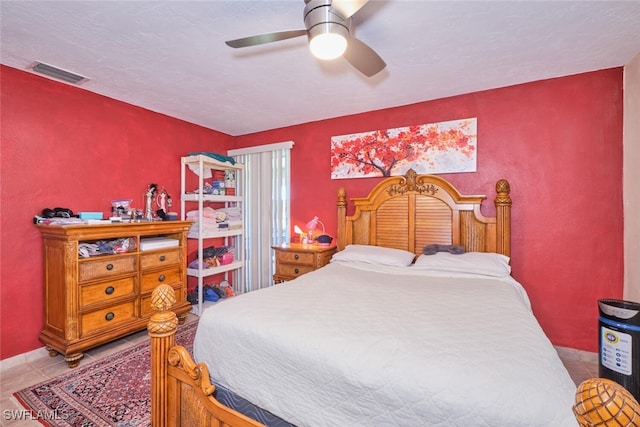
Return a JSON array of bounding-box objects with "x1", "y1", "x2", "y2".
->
[
  {"x1": 337, "y1": 187, "x2": 346, "y2": 208},
  {"x1": 148, "y1": 284, "x2": 179, "y2": 427},
  {"x1": 337, "y1": 187, "x2": 347, "y2": 251},
  {"x1": 573, "y1": 378, "x2": 640, "y2": 426},
  {"x1": 494, "y1": 179, "x2": 512, "y2": 257}
]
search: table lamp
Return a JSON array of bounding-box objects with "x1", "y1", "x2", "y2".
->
[
  {"x1": 306, "y1": 216, "x2": 333, "y2": 246},
  {"x1": 305, "y1": 216, "x2": 325, "y2": 235}
]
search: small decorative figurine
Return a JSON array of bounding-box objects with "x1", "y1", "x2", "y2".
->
[{"x1": 145, "y1": 183, "x2": 157, "y2": 221}]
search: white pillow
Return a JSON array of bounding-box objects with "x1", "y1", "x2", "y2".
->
[
  {"x1": 412, "y1": 252, "x2": 511, "y2": 277},
  {"x1": 331, "y1": 244, "x2": 416, "y2": 267}
]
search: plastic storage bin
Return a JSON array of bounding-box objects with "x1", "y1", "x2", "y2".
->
[{"x1": 598, "y1": 299, "x2": 640, "y2": 401}]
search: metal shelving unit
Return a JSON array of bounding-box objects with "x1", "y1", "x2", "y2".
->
[{"x1": 180, "y1": 154, "x2": 244, "y2": 315}]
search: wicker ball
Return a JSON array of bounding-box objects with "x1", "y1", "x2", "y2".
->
[{"x1": 573, "y1": 378, "x2": 640, "y2": 426}]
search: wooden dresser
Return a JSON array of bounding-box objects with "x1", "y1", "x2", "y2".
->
[
  {"x1": 272, "y1": 243, "x2": 337, "y2": 283},
  {"x1": 36, "y1": 221, "x2": 192, "y2": 368}
]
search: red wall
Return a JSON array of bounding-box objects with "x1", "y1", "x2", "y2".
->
[
  {"x1": 0, "y1": 65, "x2": 623, "y2": 359},
  {"x1": 0, "y1": 65, "x2": 233, "y2": 359},
  {"x1": 233, "y1": 68, "x2": 624, "y2": 352}
]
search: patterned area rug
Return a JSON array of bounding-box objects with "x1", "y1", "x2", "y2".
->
[{"x1": 13, "y1": 320, "x2": 198, "y2": 427}]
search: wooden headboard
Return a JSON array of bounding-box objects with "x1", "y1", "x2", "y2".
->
[{"x1": 336, "y1": 169, "x2": 512, "y2": 256}]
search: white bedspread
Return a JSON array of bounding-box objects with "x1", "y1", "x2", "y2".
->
[{"x1": 194, "y1": 262, "x2": 578, "y2": 427}]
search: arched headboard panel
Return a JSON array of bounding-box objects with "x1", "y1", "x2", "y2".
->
[{"x1": 336, "y1": 169, "x2": 512, "y2": 256}]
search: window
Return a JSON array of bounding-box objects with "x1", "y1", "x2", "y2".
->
[{"x1": 229, "y1": 141, "x2": 293, "y2": 292}]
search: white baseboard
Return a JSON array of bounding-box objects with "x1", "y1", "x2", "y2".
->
[{"x1": 0, "y1": 346, "x2": 50, "y2": 372}]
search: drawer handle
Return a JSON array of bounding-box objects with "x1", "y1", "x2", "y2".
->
[
  {"x1": 105, "y1": 286, "x2": 115, "y2": 295},
  {"x1": 294, "y1": 254, "x2": 299, "y2": 260},
  {"x1": 158, "y1": 274, "x2": 166, "y2": 282},
  {"x1": 159, "y1": 255, "x2": 166, "y2": 262},
  {"x1": 106, "y1": 263, "x2": 114, "y2": 271},
  {"x1": 105, "y1": 312, "x2": 115, "y2": 321},
  {"x1": 294, "y1": 268, "x2": 299, "y2": 274}
]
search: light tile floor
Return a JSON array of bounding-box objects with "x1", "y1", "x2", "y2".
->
[
  {"x1": 555, "y1": 345, "x2": 600, "y2": 385},
  {"x1": 1, "y1": 321, "x2": 598, "y2": 426}
]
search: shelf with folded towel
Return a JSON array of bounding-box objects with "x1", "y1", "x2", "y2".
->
[{"x1": 186, "y1": 260, "x2": 244, "y2": 278}]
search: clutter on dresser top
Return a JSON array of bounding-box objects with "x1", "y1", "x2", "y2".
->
[{"x1": 33, "y1": 182, "x2": 181, "y2": 225}]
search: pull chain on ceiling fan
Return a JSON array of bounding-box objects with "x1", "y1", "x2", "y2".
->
[{"x1": 225, "y1": 0, "x2": 386, "y2": 77}]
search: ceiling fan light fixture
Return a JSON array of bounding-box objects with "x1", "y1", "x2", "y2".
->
[
  {"x1": 305, "y1": 0, "x2": 349, "y2": 60},
  {"x1": 225, "y1": 0, "x2": 385, "y2": 76},
  {"x1": 310, "y1": 32, "x2": 347, "y2": 60}
]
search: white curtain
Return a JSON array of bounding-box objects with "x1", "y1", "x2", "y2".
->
[{"x1": 228, "y1": 141, "x2": 293, "y2": 293}]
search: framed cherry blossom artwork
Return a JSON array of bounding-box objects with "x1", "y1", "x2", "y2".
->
[{"x1": 330, "y1": 117, "x2": 477, "y2": 179}]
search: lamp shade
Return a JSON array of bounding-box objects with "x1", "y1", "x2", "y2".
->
[{"x1": 305, "y1": 216, "x2": 325, "y2": 234}]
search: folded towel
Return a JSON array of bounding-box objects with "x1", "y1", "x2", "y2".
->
[{"x1": 186, "y1": 207, "x2": 218, "y2": 220}]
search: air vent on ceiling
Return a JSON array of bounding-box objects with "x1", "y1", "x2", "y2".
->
[{"x1": 29, "y1": 61, "x2": 89, "y2": 85}]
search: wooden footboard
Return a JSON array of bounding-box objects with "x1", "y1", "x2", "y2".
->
[{"x1": 148, "y1": 284, "x2": 264, "y2": 427}]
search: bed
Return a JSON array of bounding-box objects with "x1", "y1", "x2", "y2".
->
[{"x1": 147, "y1": 169, "x2": 638, "y2": 427}]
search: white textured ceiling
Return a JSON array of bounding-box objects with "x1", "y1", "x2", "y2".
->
[{"x1": 2, "y1": 1, "x2": 640, "y2": 136}]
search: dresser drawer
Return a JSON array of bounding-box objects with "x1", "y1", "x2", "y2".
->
[
  {"x1": 80, "y1": 301, "x2": 135, "y2": 337},
  {"x1": 278, "y1": 263, "x2": 315, "y2": 278},
  {"x1": 141, "y1": 267, "x2": 182, "y2": 293},
  {"x1": 140, "y1": 248, "x2": 182, "y2": 270},
  {"x1": 79, "y1": 277, "x2": 136, "y2": 308},
  {"x1": 277, "y1": 251, "x2": 315, "y2": 265},
  {"x1": 79, "y1": 255, "x2": 137, "y2": 282}
]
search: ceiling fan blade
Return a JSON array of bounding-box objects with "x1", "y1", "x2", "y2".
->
[
  {"x1": 331, "y1": 0, "x2": 369, "y2": 19},
  {"x1": 225, "y1": 29, "x2": 308, "y2": 48},
  {"x1": 343, "y1": 36, "x2": 386, "y2": 77}
]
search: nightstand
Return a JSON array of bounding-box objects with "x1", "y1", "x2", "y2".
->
[{"x1": 272, "y1": 243, "x2": 337, "y2": 283}]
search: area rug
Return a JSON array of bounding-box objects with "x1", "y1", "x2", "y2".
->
[{"x1": 13, "y1": 320, "x2": 198, "y2": 427}]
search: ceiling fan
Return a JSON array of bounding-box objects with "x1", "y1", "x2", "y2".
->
[{"x1": 225, "y1": 0, "x2": 386, "y2": 77}]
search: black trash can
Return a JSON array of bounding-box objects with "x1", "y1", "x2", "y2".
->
[{"x1": 598, "y1": 299, "x2": 640, "y2": 401}]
